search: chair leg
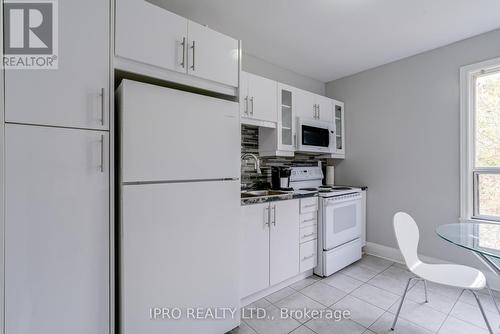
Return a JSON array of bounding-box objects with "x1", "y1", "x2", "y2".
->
[
  {"x1": 391, "y1": 277, "x2": 414, "y2": 331},
  {"x1": 486, "y1": 283, "x2": 500, "y2": 317},
  {"x1": 423, "y1": 280, "x2": 429, "y2": 303},
  {"x1": 471, "y1": 290, "x2": 494, "y2": 334}
]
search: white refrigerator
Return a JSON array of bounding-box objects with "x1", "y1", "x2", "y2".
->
[{"x1": 117, "y1": 80, "x2": 241, "y2": 334}]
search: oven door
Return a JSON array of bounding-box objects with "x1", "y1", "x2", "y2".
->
[{"x1": 322, "y1": 194, "x2": 362, "y2": 251}]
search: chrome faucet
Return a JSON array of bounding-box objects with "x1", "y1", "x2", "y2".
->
[{"x1": 241, "y1": 153, "x2": 262, "y2": 175}]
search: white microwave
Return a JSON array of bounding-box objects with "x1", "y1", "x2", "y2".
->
[{"x1": 296, "y1": 118, "x2": 335, "y2": 154}]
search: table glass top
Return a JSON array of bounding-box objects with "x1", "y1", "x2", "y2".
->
[{"x1": 436, "y1": 223, "x2": 500, "y2": 259}]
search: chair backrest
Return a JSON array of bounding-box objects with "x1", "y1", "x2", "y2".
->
[{"x1": 393, "y1": 212, "x2": 421, "y2": 271}]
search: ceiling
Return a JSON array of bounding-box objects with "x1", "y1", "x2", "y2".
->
[{"x1": 153, "y1": 0, "x2": 500, "y2": 82}]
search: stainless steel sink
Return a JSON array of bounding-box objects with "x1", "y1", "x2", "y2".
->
[
  {"x1": 241, "y1": 192, "x2": 258, "y2": 198},
  {"x1": 245, "y1": 190, "x2": 289, "y2": 196},
  {"x1": 241, "y1": 190, "x2": 290, "y2": 198}
]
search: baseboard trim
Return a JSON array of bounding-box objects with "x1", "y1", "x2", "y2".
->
[
  {"x1": 240, "y1": 270, "x2": 313, "y2": 307},
  {"x1": 364, "y1": 242, "x2": 500, "y2": 292}
]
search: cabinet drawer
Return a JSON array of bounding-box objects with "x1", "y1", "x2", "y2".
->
[
  {"x1": 300, "y1": 240, "x2": 317, "y2": 272},
  {"x1": 300, "y1": 225, "x2": 317, "y2": 244},
  {"x1": 300, "y1": 211, "x2": 317, "y2": 228},
  {"x1": 300, "y1": 197, "x2": 318, "y2": 214}
]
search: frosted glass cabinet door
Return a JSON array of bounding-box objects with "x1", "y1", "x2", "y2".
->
[
  {"x1": 278, "y1": 84, "x2": 295, "y2": 152},
  {"x1": 115, "y1": 0, "x2": 188, "y2": 74},
  {"x1": 5, "y1": 124, "x2": 109, "y2": 334},
  {"x1": 5, "y1": 0, "x2": 109, "y2": 130}
]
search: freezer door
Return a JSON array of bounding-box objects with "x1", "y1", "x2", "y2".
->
[
  {"x1": 118, "y1": 80, "x2": 240, "y2": 183},
  {"x1": 120, "y1": 180, "x2": 240, "y2": 334}
]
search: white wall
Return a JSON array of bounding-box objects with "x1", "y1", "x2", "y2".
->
[
  {"x1": 243, "y1": 53, "x2": 325, "y2": 95},
  {"x1": 326, "y1": 28, "x2": 500, "y2": 269}
]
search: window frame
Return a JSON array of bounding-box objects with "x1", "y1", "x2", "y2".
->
[{"x1": 460, "y1": 57, "x2": 500, "y2": 223}]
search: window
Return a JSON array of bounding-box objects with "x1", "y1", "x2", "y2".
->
[{"x1": 461, "y1": 58, "x2": 500, "y2": 222}]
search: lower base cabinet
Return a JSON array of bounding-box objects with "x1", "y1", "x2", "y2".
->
[
  {"x1": 240, "y1": 203, "x2": 270, "y2": 298},
  {"x1": 4, "y1": 124, "x2": 109, "y2": 334},
  {"x1": 240, "y1": 199, "x2": 300, "y2": 298},
  {"x1": 270, "y1": 200, "x2": 300, "y2": 285}
]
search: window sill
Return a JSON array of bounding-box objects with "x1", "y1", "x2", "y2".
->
[{"x1": 460, "y1": 217, "x2": 500, "y2": 224}]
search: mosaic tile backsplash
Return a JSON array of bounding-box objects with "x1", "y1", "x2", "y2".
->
[{"x1": 241, "y1": 125, "x2": 328, "y2": 187}]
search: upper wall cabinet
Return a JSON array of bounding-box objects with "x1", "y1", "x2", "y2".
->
[
  {"x1": 240, "y1": 72, "x2": 278, "y2": 126},
  {"x1": 115, "y1": 0, "x2": 239, "y2": 92},
  {"x1": 315, "y1": 95, "x2": 334, "y2": 123},
  {"x1": 115, "y1": 0, "x2": 187, "y2": 74},
  {"x1": 5, "y1": 0, "x2": 109, "y2": 130},
  {"x1": 294, "y1": 88, "x2": 316, "y2": 120},
  {"x1": 259, "y1": 83, "x2": 295, "y2": 157},
  {"x1": 295, "y1": 89, "x2": 333, "y2": 123},
  {"x1": 333, "y1": 100, "x2": 345, "y2": 158},
  {"x1": 187, "y1": 21, "x2": 239, "y2": 87}
]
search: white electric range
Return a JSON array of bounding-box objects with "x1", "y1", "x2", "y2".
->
[{"x1": 290, "y1": 166, "x2": 363, "y2": 277}]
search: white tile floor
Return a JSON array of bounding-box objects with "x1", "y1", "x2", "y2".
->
[{"x1": 230, "y1": 255, "x2": 500, "y2": 334}]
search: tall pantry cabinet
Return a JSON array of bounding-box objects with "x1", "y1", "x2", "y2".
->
[{"x1": 1, "y1": 0, "x2": 110, "y2": 333}]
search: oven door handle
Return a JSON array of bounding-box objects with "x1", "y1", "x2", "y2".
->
[{"x1": 326, "y1": 195, "x2": 361, "y2": 206}]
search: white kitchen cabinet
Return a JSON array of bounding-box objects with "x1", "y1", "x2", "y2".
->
[
  {"x1": 240, "y1": 72, "x2": 277, "y2": 124},
  {"x1": 240, "y1": 199, "x2": 301, "y2": 298},
  {"x1": 295, "y1": 88, "x2": 317, "y2": 120},
  {"x1": 187, "y1": 21, "x2": 239, "y2": 87},
  {"x1": 333, "y1": 100, "x2": 346, "y2": 158},
  {"x1": 258, "y1": 84, "x2": 296, "y2": 157},
  {"x1": 277, "y1": 84, "x2": 296, "y2": 152},
  {"x1": 316, "y1": 95, "x2": 334, "y2": 123},
  {"x1": 4, "y1": 124, "x2": 109, "y2": 334},
  {"x1": 295, "y1": 89, "x2": 333, "y2": 122},
  {"x1": 300, "y1": 240, "x2": 318, "y2": 272},
  {"x1": 240, "y1": 203, "x2": 271, "y2": 298},
  {"x1": 270, "y1": 200, "x2": 300, "y2": 285},
  {"x1": 5, "y1": 0, "x2": 109, "y2": 130},
  {"x1": 115, "y1": 0, "x2": 239, "y2": 89},
  {"x1": 115, "y1": 0, "x2": 187, "y2": 74}
]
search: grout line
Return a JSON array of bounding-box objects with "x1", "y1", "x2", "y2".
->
[{"x1": 240, "y1": 318, "x2": 259, "y2": 334}]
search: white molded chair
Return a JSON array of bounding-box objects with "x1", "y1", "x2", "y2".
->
[{"x1": 392, "y1": 212, "x2": 498, "y2": 333}]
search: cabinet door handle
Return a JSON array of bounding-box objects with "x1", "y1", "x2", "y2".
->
[
  {"x1": 100, "y1": 88, "x2": 105, "y2": 126},
  {"x1": 180, "y1": 37, "x2": 186, "y2": 68},
  {"x1": 302, "y1": 218, "x2": 316, "y2": 223},
  {"x1": 302, "y1": 232, "x2": 316, "y2": 238},
  {"x1": 264, "y1": 206, "x2": 270, "y2": 227},
  {"x1": 190, "y1": 40, "x2": 196, "y2": 71},
  {"x1": 293, "y1": 133, "x2": 296, "y2": 147},
  {"x1": 304, "y1": 204, "x2": 317, "y2": 208},
  {"x1": 302, "y1": 254, "x2": 315, "y2": 261},
  {"x1": 100, "y1": 134, "x2": 105, "y2": 173},
  {"x1": 318, "y1": 105, "x2": 320, "y2": 119},
  {"x1": 244, "y1": 96, "x2": 249, "y2": 115},
  {"x1": 250, "y1": 96, "x2": 254, "y2": 116},
  {"x1": 272, "y1": 205, "x2": 277, "y2": 226}
]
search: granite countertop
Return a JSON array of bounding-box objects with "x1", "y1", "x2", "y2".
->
[
  {"x1": 240, "y1": 191, "x2": 317, "y2": 206},
  {"x1": 240, "y1": 185, "x2": 367, "y2": 206}
]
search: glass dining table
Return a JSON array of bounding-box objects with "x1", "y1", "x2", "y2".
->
[{"x1": 436, "y1": 222, "x2": 500, "y2": 275}]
